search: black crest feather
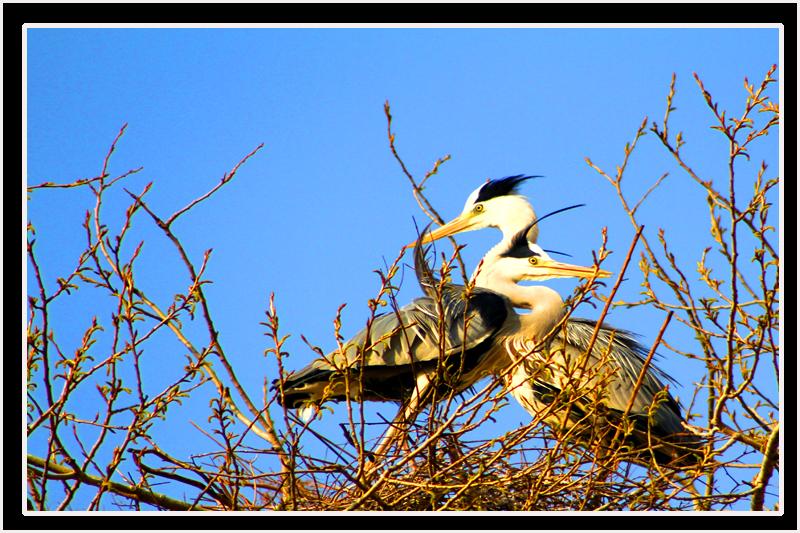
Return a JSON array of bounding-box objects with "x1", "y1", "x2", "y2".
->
[{"x1": 475, "y1": 175, "x2": 539, "y2": 203}]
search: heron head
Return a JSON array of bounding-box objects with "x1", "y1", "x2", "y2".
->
[
  {"x1": 404, "y1": 175, "x2": 538, "y2": 249},
  {"x1": 510, "y1": 243, "x2": 611, "y2": 282},
  {"x1": 491, "y1": 222, "x2": 611, "y2": 282}
]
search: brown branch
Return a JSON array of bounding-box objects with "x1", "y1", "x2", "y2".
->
[
  {"x1": 624, "y1": 311, "x2": 673, "y2": 422},
  {"x1": 383, "y1": 101, "x2": 470, "y2": 283},
  {"x1": 751, "y1": 423, "x2": 780, "y2": 510},
  {"x1": 28, "y1": 173, "x2": 109, "y2": 191},
  {"x1": 165, "y1": 143, "x2": 265, "y2": 226},
  {"x1": 28, "y1": 454, "x2": 199, "y2": 511}
]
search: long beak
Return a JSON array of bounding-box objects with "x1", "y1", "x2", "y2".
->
[
  {"x1": 537, "y1": 260, "x2": 612, "y2": 280},
  {"x1": 404, "y1": 214, "x2": 476, "y2": 250}
]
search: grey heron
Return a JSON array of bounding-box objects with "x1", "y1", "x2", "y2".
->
[
  {"x1": 479, "y1": 230, "x2": 702, "y2": 467},
  {"x1": 273, "y1": 222, "x2": 607, "y2": 445},
  {"x1": 407, "y1": 176, "x2": 704, "y2": 466}
]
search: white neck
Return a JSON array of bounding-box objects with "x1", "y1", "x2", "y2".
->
[
  {"x1": 479, "y1": 274, "x2": 565, "y2": 332},
  {"x1": 474, "y1": 256, "x2": 561, "y2": 308},
  {"x1": 516, "y1": 286, "x2": 566, "y2": 342}
]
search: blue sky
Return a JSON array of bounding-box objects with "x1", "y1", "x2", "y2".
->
[{"x1": 26, "y1": 26, "x2": 780, "y2": 510}]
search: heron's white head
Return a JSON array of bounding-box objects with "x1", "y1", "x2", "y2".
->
[
  {"x1": 497, "y1": 242, "x2": 611, "y2": 283},
  {"x1": 473, "y1": 222, "x2": 610, "y2": 288},
  {"x1": 405, "y1": 175, "x2": 538, "y2": 248}
]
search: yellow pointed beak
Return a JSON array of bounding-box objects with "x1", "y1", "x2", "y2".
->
[
  {"x1": 404, "y1": 213, "x2": 476, "y2": 250},
  {"x1": 536, "y1": 259, "x2": 611, "y2": 280}
]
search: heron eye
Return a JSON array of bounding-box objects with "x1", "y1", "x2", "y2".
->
[
  {"x1": 529, "y1": 256, "x2": 539, "y2": 265},
  {"x1": 473, "y1": 204, "x2": 484, "y2": 213}
]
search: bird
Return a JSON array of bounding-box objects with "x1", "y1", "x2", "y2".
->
[
  {"x1": 407, "y1": 176, "x2": 704, "y2": 467},
  {"x1": 274, "y1": 174, "x2": 544, "y2": 416},
  {"x1": 409, "y1": 174, "x2": 541, "y2": 263},
  {"x1": 272, "y1": 222, "x2": 607, "y2": 446},
  {"x1": 406, "y1": 174, "x2": 583, "y2": 278}
]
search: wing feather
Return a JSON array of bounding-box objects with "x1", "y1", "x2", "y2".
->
[
  {"x1": 505, "y1": 318, "x2": 685, "y2": 435},
  {"x1": 278, "y1": 230, "x2": 509, "y2": 406}
]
